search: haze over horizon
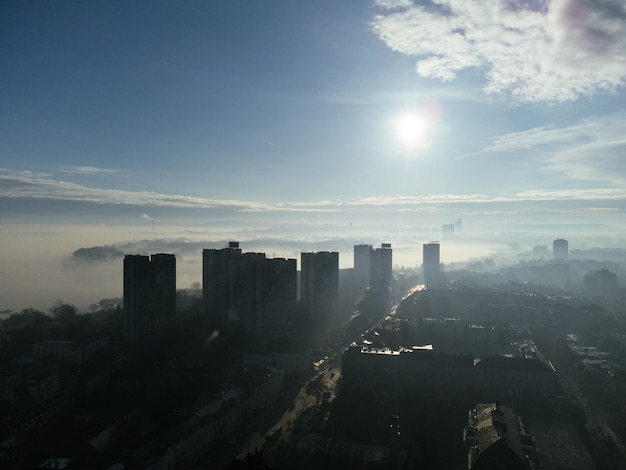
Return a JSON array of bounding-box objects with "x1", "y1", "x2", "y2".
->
[{"x1": 2, "y1": 0, "x2": 626, "y2": 310}]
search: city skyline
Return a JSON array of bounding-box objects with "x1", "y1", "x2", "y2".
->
[{"x1": 2, "y1": 1, "x2": 626, "y2": 310}]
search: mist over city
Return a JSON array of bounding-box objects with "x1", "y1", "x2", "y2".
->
[{"x1": 2, "y1": 1, "x2": 626, "y2": 469}]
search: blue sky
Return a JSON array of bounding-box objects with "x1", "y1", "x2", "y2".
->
[{"x1": 2, "y1": 0, "x2": 626, "y2": 309}]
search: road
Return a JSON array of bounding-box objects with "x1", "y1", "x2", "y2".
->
[
  {"x1": 235, "y1": 353, "x2": 344, "y2": 460},
  {"x1": 215, "y1": 287, "x2": 416, "y2": 467}
]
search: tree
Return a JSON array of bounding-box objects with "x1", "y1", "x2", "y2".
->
[
  {"x1": 3, "y1": 308, "x2": 50, "y2": 329},
  {"x1": 49, "y1": 300, "x2": 78, "y2": 322}
]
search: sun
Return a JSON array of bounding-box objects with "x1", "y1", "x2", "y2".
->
[{"x1": 394, "y1": 112, "x2": 426, "y2": 147}]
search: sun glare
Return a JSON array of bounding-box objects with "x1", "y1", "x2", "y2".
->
[{"x1": 394, "y1": 112, "x2": 426, "y2": 147}]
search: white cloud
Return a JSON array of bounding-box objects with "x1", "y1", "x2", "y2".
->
[
  {"x1": 372, "y1": 0, "x2": 626, "y2": 102},
  {"x1": 456, "y1": 112, "x2": 626, "y2": 184},
  {"x1": 60, "y1": 166, "x2": 121, "y2": 175}
]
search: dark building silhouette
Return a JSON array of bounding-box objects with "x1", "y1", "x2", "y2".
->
[
  {"x1": 265, "y1": 257, "x2": 298, "y2": 332},
  {"x1": 124, "y1": 253, "x2": 176, "y2": 342},
  {"x1": 301, "y1": 251, "x2": 339, "y2": 321},
  {"x1": 552, "y1": 238, "x2": 568, "y2": 260},
  {"x1": 202, "y1": 242, "x2": 296, "y2": 350},
  {"x1": 202, "y1": 241, "x2": 242, "y2": 322},
  {"x1": 151, "y1": 253, "x2": 176, "y2": 318},
  {"x1": 464, "y1": 402, "x2": 536, "y2": 469},
  {"x1": 353, "y1": 244, "x2": 372, "y2": 291},
  {"x1": 423, "y1": 242, "x2": 442, "y2": 289},
  {"x1": 370, "y1": 243, "x2": 392, "y2": 294},
  {"x1": 342, "y1": 345, "x2": 555, "y2": 408}
]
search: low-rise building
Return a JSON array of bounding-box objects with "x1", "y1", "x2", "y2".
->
[
  {"x1": 32, "y1": 336, "x2": 110, "y2": 364},
  {"x1": 342, "y1": 345, "x2": 556, "y2": 408},
  {"x1": 464, "y1": 402, "x2": 536, "y2": 469}
]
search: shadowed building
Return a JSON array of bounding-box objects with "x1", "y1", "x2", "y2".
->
[
  {"x1": 370, "y1": 243, "x2": 392, "y2": 294},
  {"x1": 301, "y1": 251, "x2": 339, "y2": 322},
  {"x1": 464, "y1": 402, "x2": 536, "y2": 469},
  {"x1": 342, "y1": 345, "x2": 556, "y2": 408},
  {"x1": 202, "y1": 241, "x2": 242, "y2": 322},
  {"x1": 152, "y1": 253, "x2": 176, "y2": 320},
  {"x1": 202, "y1": 242, "x2": 296, "y2": 350},
  {"x1": 423, "y1": 242, "x2": 442, "y2": 289},
  {"x1": 265, "y1": 257, "x2": 297, "y2": 334},
  {"x1": 353, "y1": 244, "x2": 373, "y2": 291},
  {"x1": 124, "y1": 253, "x2": 176, "y2": 342}
]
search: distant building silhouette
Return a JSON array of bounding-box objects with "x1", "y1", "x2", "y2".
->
[
  {"x1": 455, "y1": 218, "x2": 463, "y2": 232},
  {"x1": 124, "y1": 253, "x2": 176, "y2": 342},
  {"x1": 301, "y1": 251, "x2": 339, "y2": 321},
  {"x1": 423, "y1": 242, "x2": 442, "y2": 289},
  {"x1": 584, "y1": 268, "x2": 618, "y2": 298},
  {"x1": 370, "y1": 243, "x2": 392, "y2": 294},
  {"x1": 442, "y1": 223, "x2": 454, "y2": 238},
  {"x1": 552, "y1": 238, "x2": 568, "y2": 260},
  {"x1": 202, "y1": 242, "x2": 296, "y2": 350},
  {"x1": 532, "y1": 245, "x2": 547, "y2": 259},
  {"x1": 464, "y1": 402, "x2": 536, "y2": 469}
]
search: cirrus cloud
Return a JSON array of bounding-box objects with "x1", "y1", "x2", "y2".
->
[
  {"x1": 456, "y1": 112, "x2": 626, "y2": 185},
  {"x1": 372, "y1": 0, "x2": 626, "y2": 102}
]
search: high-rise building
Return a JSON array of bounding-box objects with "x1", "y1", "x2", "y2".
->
[
  {"x1": 265, "y1": 257, "x2": 298, "y2": 335},
  {"x1": 422, "y1": 242, "x2": 441, "y2": 289},
  {"x1": 151, "y1": 253, "x2": 176, "y2": 320},
  {"x1": 370, "y1": 243, "x2": 392, "y2": 294},
  {"x1": 553, "y1": 238, "x2": 568, "y2": 260},
  {"x1": 353, "y1": 244, "x2": 372, "y2": 290},
  {"x1": 124, "y1": 253, "x2": 176, "y2": 342},
  {"x1": 202, "y1": 242, "x2": 296, "y2": 350},
  {"x1": 202, "y1": 241, "x2": 243, "y2": 322},
  {"x1": 301, "y1": 251, "x2": 339, "y2": 320}
]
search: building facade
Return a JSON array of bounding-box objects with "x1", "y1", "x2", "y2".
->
[
  {"x1": 202, "y1": 241, "x2": 243, "y2": 322},
  {"x1": 300, "y1": 251, "x2": 339, "y2": 320},
  {"x1": 353, "y1": 244, "x2": 373, "y2": 291},
  {"x1": 552, "y1": 238, "x2": 568, "y2": 260},
  {"x1": 423, "y1": 242, "x2": 441, "y2": 289},
  {"x1": 464, "y1": 402, "x2": 536, "y2": 469},
  {"x1": 123, "y1": 253, "x2": 176, "y2": 342},
  {"x1": 370, "y1": 243, "x2": 392, "y2": 294},
  {"x1": 342, "y1": 345, "x2": 556, "y2": 409},
  {"x1": 202, "y1": 242, "x2": 296, "y2": 350}
]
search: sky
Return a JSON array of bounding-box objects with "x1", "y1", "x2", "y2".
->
[{"x1": 2, "y1": 0, "x2": 626, "y2": 310}]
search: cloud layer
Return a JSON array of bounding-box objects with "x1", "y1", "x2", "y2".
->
[
  {"x1": 1, "y1": 166, "x2": 625, "y2": 220},
  {"x1": 372, "y1": 0, "x2": 626, "y2": 102}
]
